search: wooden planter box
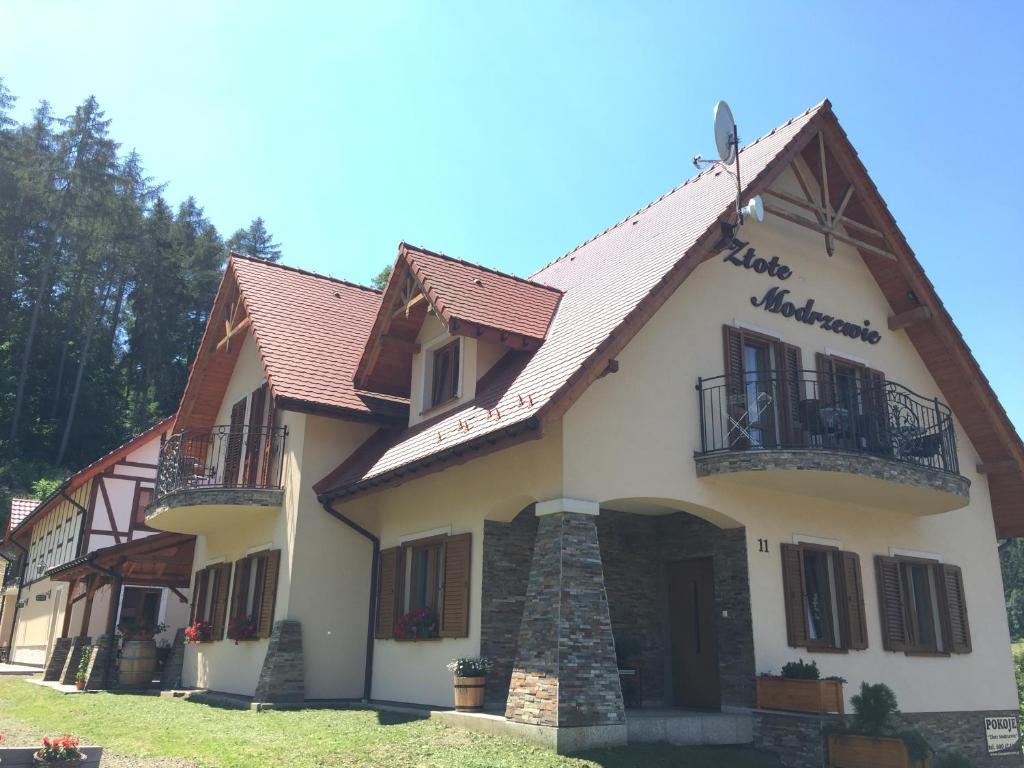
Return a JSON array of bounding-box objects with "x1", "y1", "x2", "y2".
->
[
  {"x1": 756, "y1": 676, "x2": 845, "y2": 714},
  {"x1": 453, "y1": 676, "x2": 486, "y2": 712},
  {"x1": 827, "y1": 734, "x2": 926, "y2": 768}
]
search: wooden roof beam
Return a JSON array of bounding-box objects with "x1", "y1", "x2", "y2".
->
[
  {"x1": 887, "y1": 305, "x2": 933, "y2": 331},
  {"x1": 977, "y1": 460, "x2": 1020, "y2": 475},
  {"x1": 764, "y1": 203, "x2": 898, "y2": 260}
]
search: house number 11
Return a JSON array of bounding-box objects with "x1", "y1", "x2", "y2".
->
[{"x1": 758, "y1": 538, "x2": 769, "y2": 553}]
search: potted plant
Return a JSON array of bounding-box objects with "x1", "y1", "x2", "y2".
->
[
  {"x1": 827, "y1": 682, "x2": 932, "y2": 768},
  {"x1": 184, "y1": 620, "x2": 213, "y2": 643},
  {"x1": 116, "y1": 620, "x2": 167, "y2": 642},
  {"x1": 446, "y1": 657, "x2": 493, "y2": 712},
  {"x1": 227, "y1": 614, "x2": 258, "y2": 644},
  {"x1": 74, "y1": 646, "x2": 92, "y2": 690},
  {"x1": 34, "y1": 735, "x2": 86, "y2": 766},
  {"x1": 117, "y1": 620, "x2": 166, "y2": 689},
  {"x1": 756, "y1": 659, "x2": 846, "y2": 714},
  {"x1": 394, "y1": 608, "x2": 439, "y2": 640}
]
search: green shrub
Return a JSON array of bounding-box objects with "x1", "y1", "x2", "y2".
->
[
  {"x1": 780, "y1": 659, "x2": 819, "y2": 680},
  {"x1": 75, "y1": 646, "x2": 92, "y2": 683},
  {"x1": 933, "y1": 751, "x2": 974, "y2": 768},
  {"x1": 850, "y1": 682, "x2": 900, "y2": 736},
  {"x1": 1016, "y1": 652, "x2": 1024, "y2": 719}
]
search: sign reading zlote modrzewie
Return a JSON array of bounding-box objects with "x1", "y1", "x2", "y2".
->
[{"x1": 985, "y1": 715, "x2": 1021, "y2": 756}]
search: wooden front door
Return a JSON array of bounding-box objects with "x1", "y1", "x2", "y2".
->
[{"x1": 669, "y1": 557, "x2": 721, "y2": 709}]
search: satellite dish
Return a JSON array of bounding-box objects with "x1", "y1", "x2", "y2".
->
[
  {"x1": 740, "y1": 195, "x2": 764, "y2": 223},
  {"x1": 713, "y1": 100, "x2": 737, "y2": 164}
]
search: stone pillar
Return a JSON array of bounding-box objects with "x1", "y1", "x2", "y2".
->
[
  {"x1": 83, "y1": 634, "x2": 116, "y2": 690},
  {"x1": 43, "y1": 637, "x2": 73, "y2": 681},
  {"x1": 505, "y1": 501, "x2": 626, "y2": 750},
  {"x1": 59, "y1": 636, "x2": 92, "y2": 685},
  {"x1": 253, "y1": 620, "x2": 304, "y2": 708},
  {"x1": 160, "y1": 628, "x2": 186, "y2": 690}
]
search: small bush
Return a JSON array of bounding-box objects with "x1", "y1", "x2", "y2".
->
[
  {"x1": 899, "y1": 729, "x2": 933, "y2": 762},
  {"x1": 850, "y1": 682, "x2": 900, "y2": 736},
  {"x1": 780, "y1": 659, "x2": 819, "y2": 680},
  {"x1": 933, "y1": 751, "x2": 974, "y2": 768}
]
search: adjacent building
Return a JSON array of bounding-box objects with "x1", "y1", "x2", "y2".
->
[
  {"x1": 0, "y1": 419, "x2": 194, "y2": 683},
  {"x1": 145, "y1": 100, "x2": 1024, "y2": 765}
]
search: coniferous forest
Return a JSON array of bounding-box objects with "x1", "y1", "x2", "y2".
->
[{"x1": 0, "y1": 80, "x2": 282, "y2": 524}]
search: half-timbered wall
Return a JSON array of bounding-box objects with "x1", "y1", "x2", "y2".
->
[
  {"x1": 24, "y1": 484, "x2": 90, "y2": 581},
  {"x1": 85, "y1": 432, "x2": 162, "y2": 552}
]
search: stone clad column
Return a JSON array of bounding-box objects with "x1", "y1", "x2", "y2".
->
[{"x1": 505, "y1": 499, "x2": 625, "y2": 746}]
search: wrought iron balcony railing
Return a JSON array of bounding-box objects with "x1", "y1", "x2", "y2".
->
[
  {"x1": 696, "y1": 369, "x2": 959, "y2": 475},
  {"x1": 155, "y1": 424, "x2": 287, "y2": 500}
]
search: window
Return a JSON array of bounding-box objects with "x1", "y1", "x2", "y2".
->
[
  {"x1": 133, "y1": 487, "x2": 154, "y2": 527},
  {"x1": 429, "y1": 341, "x2": 461, "y2": 409},
  {"x1": 875, "y1": 555, "x2": 971, "y2": 655},
  {"x1": 190, "y1": 562, "x2": 232, "y2": 641},
  {"x1": 120, "y1": 587, "x2": 162, "y2": 627},
  {"x1": 375, "y1": 533, "x2": 471, "y2": 640},
  {"x1": 780, "y1": 543, "x2": 868, "y2": 651},
  {"x1": 229, "y1": 549, "x2": 280, "y2": 640}
]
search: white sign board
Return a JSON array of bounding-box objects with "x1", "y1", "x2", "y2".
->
[{"x1": 986, "y1": 715, "x2": 1021, "y2": 756}]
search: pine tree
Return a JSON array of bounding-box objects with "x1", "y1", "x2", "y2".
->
[{"x1": 226, "y1": 216, "x2": 282, "y2": 262}]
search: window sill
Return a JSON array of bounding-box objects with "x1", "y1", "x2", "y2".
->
[
  {"x1": 903, "y1": 650, "x2": 951, "y2": 658},
  {"x1": 391, "y1": 636, "x2": 443, "y2": 642},
  {"x1": 805, "y1": 646, "x2": 850, "y2": 654},
  {"x1": 419, "y1": 396, "x2": 461, "y2": 418}
]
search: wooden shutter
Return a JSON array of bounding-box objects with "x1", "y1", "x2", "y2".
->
[
  {"x1": 243, "y1": 384, "x2": 267, "y2": 486},
  {"x1": 223, "y1": 398, "x2": 247, "y2": 487},
  {"x1": 940, "y1": 564, "x2": 971, "y2": 654},
  {"x1": 441, "y1": 533, "x2": 471, "y2": 638},
  {"x1": 257, "y1": 549, "x2": 281, "y2": 639},
  {"x1": 190, "y1": 568, "x2": 208, "y2": 624},
  {"x1": 210, "y1": 562, "x2": 232, "y2": 641},
  {"x1": 780, "y1": 543, "x2": 809, "y2": 647},
  {"x1": 840, "y1": 551, "x2": 868, "y2": 650},
  {"x1": 816, "y1": 353, "x2": 836, "y2": 407},
  {"x1": 229, "y1": 557, "x2": 249, "y2": 623},
  {"x1": 777, "y1": 342, "x2": 804, "y2": 445},
  {"x1": 375, "y1": 547, "x2": 402, "y2": 639},
  {"x1": 723, "y1": 325, "x2": 748, "y2": 449},
  {"x1": 875, "y1": 556, "x2": 908, "y2": 652},
  {"x1": 260, "y1": 397, "x2": 278, "y2": 487}
]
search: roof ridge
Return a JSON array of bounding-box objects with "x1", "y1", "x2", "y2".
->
[
  {"x1": 401, "y1": 242, "x2": 562, "y2": 295},
  {"x1": 229, "y1": 252, "x2": 382, "y2": 295},
  {"x1": 529, "y1": 99, "x2": 829, "y2": 280}
]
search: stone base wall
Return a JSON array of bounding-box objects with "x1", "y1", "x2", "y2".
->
[
  {"x1": 59, "y1": 636, "x2": 92, "y2": 685},
  {"x1": 904, "y1": 709, "x2": 1024, "y2": 767},
  {"x1": 254, "y1": 620, "x2": 304, "y2": 704},
  {"x1": 43, "y1": 637, "x2": 72, "y2": 681},
  {"x1": 83, "y1": 634, "x2": 116, "y2": 690},
  {"x1": 753, "y1": 710, "x2": 832, "y2": 768},
  {"x1": 160, "y1": 628, "x2": 185, "y2": 690},
  {"x1": 481, "y1": 508, "x2": 538, "y2": 705}
]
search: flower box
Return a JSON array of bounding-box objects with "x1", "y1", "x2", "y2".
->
[
  {"x1": 827, "y1": 734, "x2": 926, "y2": 768},
  {"x1": 756, "y1": 676, "x2": 844, "y2": 714}
]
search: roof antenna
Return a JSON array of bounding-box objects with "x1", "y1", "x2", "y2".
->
[{"x1": 693, "y1": 100, "x2": 764, "y2": 237}]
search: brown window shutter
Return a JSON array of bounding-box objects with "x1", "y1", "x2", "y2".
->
[
  {"x1": 780, "y1": 543, "x2": 809, "y2": 647},
  {"x1": 191, "y1": 568, "x2": 208, "y2": 624},
  {"x1": 777, "y1": 342, "x2": 804, "y2": 445},
  {"x1": 722, "y1": 325, "x2": 748, "y2": 449},
  {"x1": 223, "y1": 398, "x2": 247, "y2": 487},
  {"x1": 376, "y1": 547, "x2": 401, "y2": 640},
  {"x1": 243, "y1": 384, "x2": 267, "y2": 486},
  {"x1": 257, "y1": 549, "x2": 281, "y2": 639},
  {"x1": 875, "y1": 556, "x2": 908, "y2": 651},
  {"x1": 260, "y1": 396, "x2": 278, "y2": 487},
  {"x1": 940, "y1": 564, "x2": 971, "y2": 654},
  {"x1": 210, "y1": 562, "x2": 232, "y2": 641},
  {"x1": 816, "y1": 353, "x2": 836, "y2": 406},
  {"x1": 840, "y1": 551, "x2": 869, "y2": 650},
  {"x1": 230, "y1": 557, "x2": 249, "y2": 623},
  {"x1": 441, "y1": 533, "x2": 472, "y2": 638}
]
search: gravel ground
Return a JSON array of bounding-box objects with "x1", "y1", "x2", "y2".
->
[{"x1": 0, "y1": 712, "x2": 199, "y2": 768}]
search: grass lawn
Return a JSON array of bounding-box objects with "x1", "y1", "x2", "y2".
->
[{"x1": 0, "y1": 677, "x2": 781, "y2": 768}]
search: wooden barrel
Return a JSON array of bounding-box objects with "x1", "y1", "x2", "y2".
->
[
  {"x1": 119, "y1": 640, "x2": 157, "y2": 688},
  {"x1": 453, "y1": 676, "x2": 486, "y2": 712}
]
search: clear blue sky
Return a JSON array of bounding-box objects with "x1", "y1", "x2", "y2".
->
[{"x1": 2, "y1": 1, "x2": 1022, "y2": 433}]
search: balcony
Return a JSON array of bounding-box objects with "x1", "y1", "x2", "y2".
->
[
  {"x1": 694, "y1": 370, "x2": 969, "y2": 514},
  {"x1": 147, "y1": 424, "x2": 287, "y2": 534}
]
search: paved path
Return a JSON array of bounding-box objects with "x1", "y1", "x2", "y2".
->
[{"x1": 0, "y1": 662, "x2": 42, "y2": 675}]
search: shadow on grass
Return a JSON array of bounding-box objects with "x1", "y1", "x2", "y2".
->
[
  {"x1": 375, "y1": 709, "x2": 431, "y2": 726},
  {"x1": 574, "y1": 745, "x2": 784, "y2": 768}
]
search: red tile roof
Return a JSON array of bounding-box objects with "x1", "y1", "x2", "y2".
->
[
  {"x1": 8, "y1": 497, "x2": 37, "y2": 533},
  {"x1": 230, "y1": 256, "x2": 405, "y2": 417},
  {"x1": 403, "y1": 244, "x2": 561, "y2": 342},
  {"x1": 317, "y1": 102, "x2": 828, "y2": 497}
]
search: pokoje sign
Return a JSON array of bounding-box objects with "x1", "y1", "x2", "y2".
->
[
  {"x1": 986, "y1": 715, "x2": 1021, "y2": 756},
  {"x1": 724, "y1": 244, "x2": 882, "y2": 345}
]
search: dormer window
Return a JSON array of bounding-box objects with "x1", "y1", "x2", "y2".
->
[{"x1": 430, "y1": 340, "x2": 461, "y2": 408}]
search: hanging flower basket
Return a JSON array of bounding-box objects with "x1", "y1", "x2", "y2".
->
[{"x1": 394, "y1": 608, "x2": 439, "y2": 640}]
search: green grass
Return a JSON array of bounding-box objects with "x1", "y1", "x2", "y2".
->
[{"x1": 0, "y1": 677, "x2": 781, "y2": 768}]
